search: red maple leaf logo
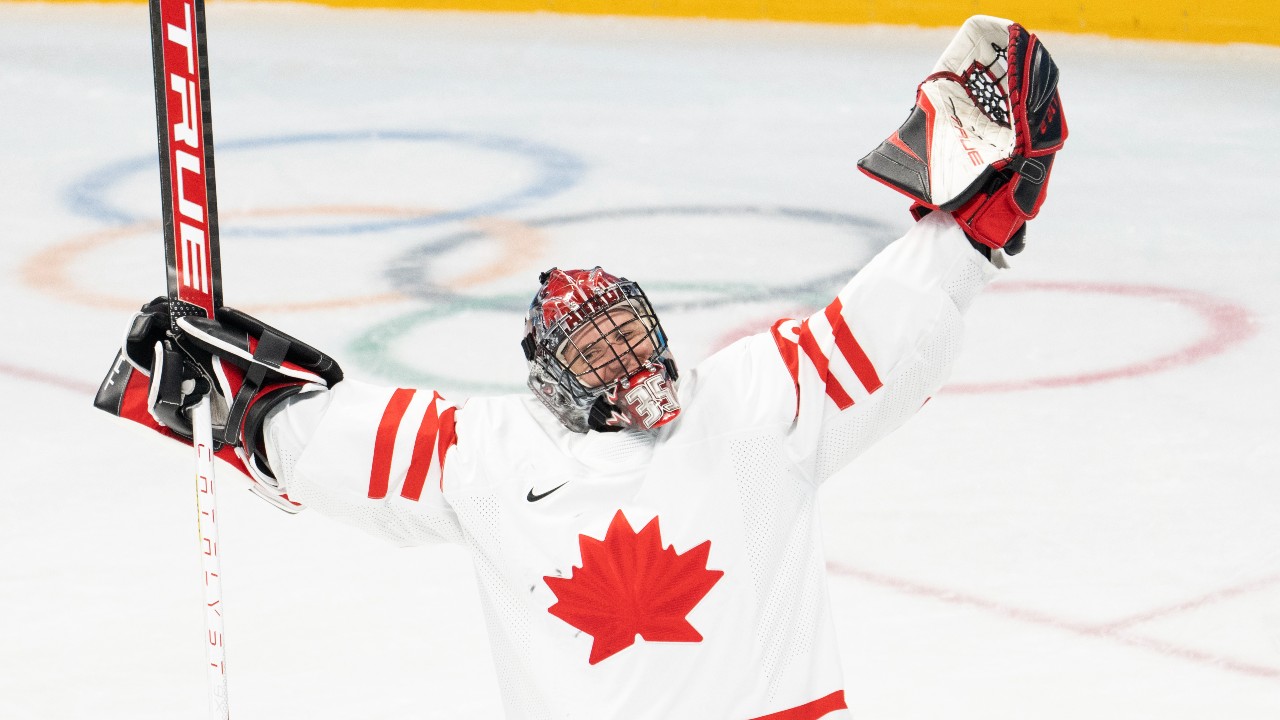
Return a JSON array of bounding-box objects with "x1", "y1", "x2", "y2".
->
[{"x1": 544, "y1": 510, "x2": 724, "y2": 665}]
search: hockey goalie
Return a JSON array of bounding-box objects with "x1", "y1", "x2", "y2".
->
[{"x1": 96, "y1": 16, "x2": 1065, "y2": 719}]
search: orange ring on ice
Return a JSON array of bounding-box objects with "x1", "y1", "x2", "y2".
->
[{"x1": 21, "y1": 205, "x2": 547, "y2": 313}]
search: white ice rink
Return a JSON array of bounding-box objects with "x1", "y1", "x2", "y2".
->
[{"x1": 2, "y1": 2, "x2": 1278, "y2": 717}]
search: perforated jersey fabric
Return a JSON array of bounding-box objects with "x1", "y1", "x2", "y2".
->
[{"x1": 265, "y1": 212, "x2": 997, "y2": 719}]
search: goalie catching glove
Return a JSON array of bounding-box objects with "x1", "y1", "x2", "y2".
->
[
  {"x1": 858, "y1": 15, "x2": 1067, "y2": 254},
  {"x1": 94, "y1": 298, "x2": 343, "y2": 513}
]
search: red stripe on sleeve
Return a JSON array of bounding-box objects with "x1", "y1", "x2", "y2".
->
[
  {"x1": 824, "y1": 298, "x2": 883, "y2": 394},
  {"x1": 770, "y1": 319, "x2": 802, "y2": 418},
  {"x1": 401, "y1": 393, "x2": 457, "y2": 501},
  {"x1": 748, "y1": 689, "x2": 847, "y2": 720},
  {"x1": 369, "y1": 388, "x2": 415, "y2": 499},
  {"x1": 436, "y1": 405, "x2": 458, "y2": 493},
  {"x1": 797, "y1": 319, "x2": 855, "y2": 411},
  {"x1": 401, "y1": 394, "x2": 441, "y2": 502}
]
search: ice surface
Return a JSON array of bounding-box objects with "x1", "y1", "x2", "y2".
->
[{"x1": 1, "y1": 3, "x2": 1278, "y2": 717}]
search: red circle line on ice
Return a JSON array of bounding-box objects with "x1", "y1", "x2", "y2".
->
[{"x1": 943, "y1": 280, "x2": 1257, "y2": 394}]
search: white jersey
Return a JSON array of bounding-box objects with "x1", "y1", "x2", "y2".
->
[{"x1": 264, "y1": 212, "x2": 997, "y2": 719}]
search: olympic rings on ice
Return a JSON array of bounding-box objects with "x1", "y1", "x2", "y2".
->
[
  {"x1": 65, "y1": 130, "x2": 584, "y2": 237},
  {"x1": 22, "y1": 206, "x2": 549, "y2": 313},
  {"x1": 355, "y1": 204, "x2": 899, "y2": 393}
]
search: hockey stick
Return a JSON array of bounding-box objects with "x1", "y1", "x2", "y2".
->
[{"x1": 148, "y1": 0, "x2": 229, "y2": 717}]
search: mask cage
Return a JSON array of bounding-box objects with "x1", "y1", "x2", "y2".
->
[{"x1": 523, "y1": 277, "x2": 674, "y2": 433}]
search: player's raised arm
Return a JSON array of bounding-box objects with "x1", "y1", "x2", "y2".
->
[
  {"x1": 772, "y1": 15, "x2": 1067, "y2": 483},
  {"x1": 770, "y1": 211, "x2": 995, "y2": 482},
  {"x1": 95, "y1": 299, "x2": 463, "y2": 546},
  {"x1": 262, "y1": 379, "x2": 464, "y2": 546}
]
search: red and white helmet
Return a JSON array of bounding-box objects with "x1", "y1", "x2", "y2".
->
[{"x1": 522, "y1": 267, "x2": 679, "y2": 433}]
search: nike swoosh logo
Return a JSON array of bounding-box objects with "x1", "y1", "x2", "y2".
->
[{"x1": 526, "y1": 482, "x2": 568, "y2": 502}]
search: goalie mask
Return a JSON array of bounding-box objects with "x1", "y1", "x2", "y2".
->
[{"x1": 522, "y1": 267, "x2": 680, "y2": 434}]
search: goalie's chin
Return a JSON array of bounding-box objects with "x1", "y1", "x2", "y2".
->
[{"x1": 587, "y1": 360, "x2": 681, "y2": 433}]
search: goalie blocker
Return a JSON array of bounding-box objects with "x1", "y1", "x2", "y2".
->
[
  {"x1": 858, "y1": 15, "x2": 1067, "y2": 254},
  {"x1": 94, "y1": 299, "x2": 343, "y2": 513}
]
